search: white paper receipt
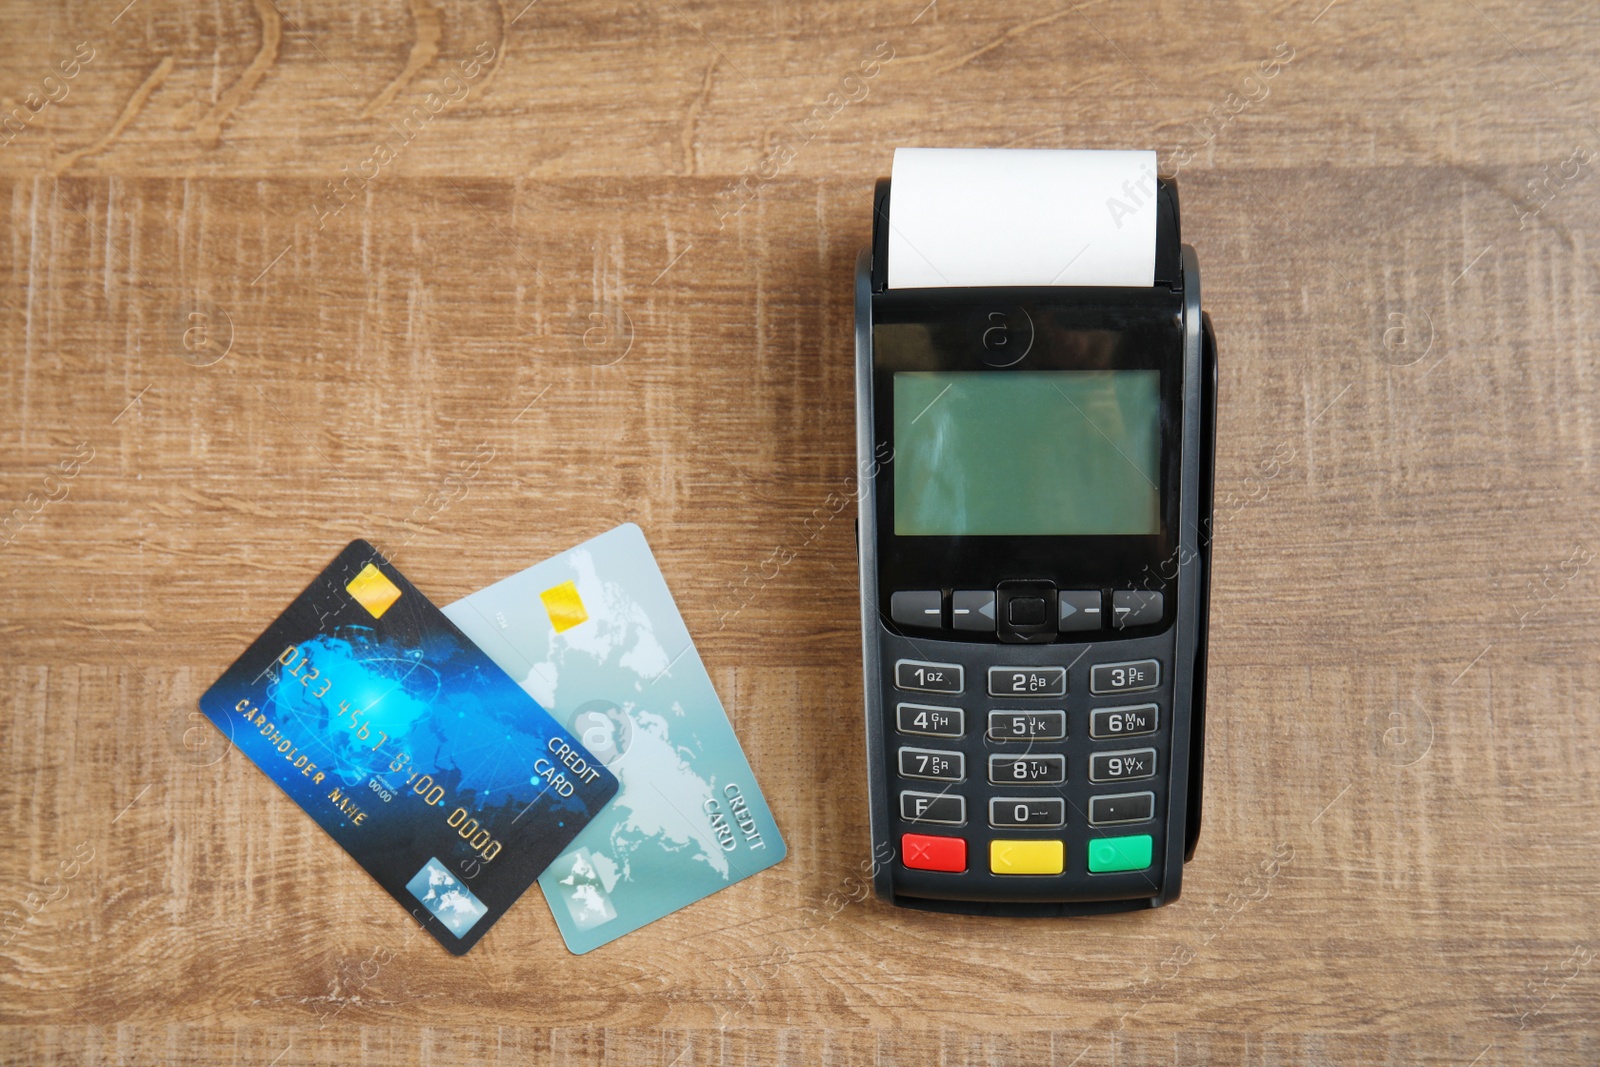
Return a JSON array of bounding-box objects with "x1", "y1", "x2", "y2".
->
[{"x1": 886, "y1": 147, "x2": 1159, "y2": 289}]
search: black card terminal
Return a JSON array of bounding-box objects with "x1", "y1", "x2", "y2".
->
[{"x1": 853, "y1": 156, "x2": 1217, "y2": 914}]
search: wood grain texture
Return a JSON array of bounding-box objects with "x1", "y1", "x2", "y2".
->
[{"x1": 2, "y1": 0, "x2": 1598, "y2": 1063}]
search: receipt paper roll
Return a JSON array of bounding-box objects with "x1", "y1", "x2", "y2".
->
[{"x1": 886, "y1": 148, "x2": 1159, "y2": 289}]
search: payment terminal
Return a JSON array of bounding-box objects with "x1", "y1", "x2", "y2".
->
[{"x1": 853, "y1": 149, "x2": 1216, "y2": 914}]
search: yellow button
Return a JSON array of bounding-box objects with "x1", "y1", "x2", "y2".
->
[{"x1": 989, "y1": 839, "x2": 1064, "y2": 876}]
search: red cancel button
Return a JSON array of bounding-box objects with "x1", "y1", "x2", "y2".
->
[{"x1": 902, "y1": 832, "x2": 967, "y2": 873}]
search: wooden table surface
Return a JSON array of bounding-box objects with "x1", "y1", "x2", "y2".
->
[{"x1": 3, "y1": 0, "x2": 1598, "y2": 1063}]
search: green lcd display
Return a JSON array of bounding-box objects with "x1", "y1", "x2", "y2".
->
[{"x1": 893, "y1": 370, "x2": 1161, "y2": 536}]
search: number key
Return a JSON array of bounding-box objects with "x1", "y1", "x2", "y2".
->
[
  {"x1": 988, "y1": 797, "x2": 1065, "y2": 829},
  {"x1": 898, "y1": 747, "x2": 965, "y2": 782},
  {"x1": 1089, "y1": 659, "x2": 1160, "y2": 695},
  {"x1": 896, "y1": 659, "x2": 964, "y2": 694},
  {"x1": 1089, "y1": 747, "x2": 1157, "y2": 783},
  {"x1": 986, "y1": 710, "x2": 1066, "y2": 741},
  {"x1": 988, "y1": 754, "x2": 1065, "y2": 785},
  {"x1": 1089, "y1": 704, "x2": 1158, "y2": 739},
  {"x1": 896, "y1": 703, "x2": 964, "y2": 738},
  {"x1": 987, "y1": 666, "x2": 1066, "y2": 697}
]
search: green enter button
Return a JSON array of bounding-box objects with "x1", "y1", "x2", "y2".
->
[{"x1": 1087, "y1": 834, "x2": 1153, "y2": 873}]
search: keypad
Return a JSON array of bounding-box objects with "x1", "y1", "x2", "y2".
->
[
  {"x1": 886, "y1": 640, "x2": 1171, "y2": 892},
  {"x1": 987, "y1": 710, "x2": 1066, "y2": 741},
  {"x1": 1089, "y1": 748, "x2": 1157, "y2": 783},
  {"x1": 896, "y1": 703, "x2": 964, "y2": 738},
  {"x1": 897, "y1": 746, "x2": 964, "y2": 782},
  {"x1": 1089, "y1": 703, "x2": 1158, "y2": 739}
]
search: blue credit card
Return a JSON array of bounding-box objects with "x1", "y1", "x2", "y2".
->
[
  {"x1": 444, "y1": 523, "x2": 786, "y2": 954},
  {"x1": 198, "y1": 540, "x2": 618, "y2": 955}
]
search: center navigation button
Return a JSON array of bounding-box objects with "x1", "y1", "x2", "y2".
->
[
  {"x1": 1007, "y1": 596, "x2": 1048, "y2": 626},
  {"x1": 996, "y1": 580, "x2": 1057, "y2": 644}
]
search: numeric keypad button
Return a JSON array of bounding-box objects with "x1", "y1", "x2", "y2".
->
[
  {"x1": 1089, "y1": 748, "x2": 1157, "y2": 783},
  {"x1": 896, "y1": 703, "x2": 964, "y2": 738},
  {"x1": 987, "y1": 710, "x2": 1066, "y2": 741},
  {"x1": 895, "y1": 659, "x2": 964, "y2": 694},
  {"x1": 987, "y1": 666, "x2": 1066, "y2": 697},
  {"x1": 1089, "y1": 659, "x2": 1160, "y2": 695},
  {"x1": 988, "y1": 754, "x2": 1065, "y2": 785},
  {"x1": 898, "y1": 747, "x2": 965, "y2": 782},
  {"x1": 1089, "y1": 704, "x2": 1158, "y2": 739},
  {"x1": 989, "y1": 797, "x2": 1066, "y2": 828}
]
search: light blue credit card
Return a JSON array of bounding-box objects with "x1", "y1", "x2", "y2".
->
[{"x1": 443, "y1": 523, "x2": 786, "y2": 954}]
